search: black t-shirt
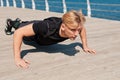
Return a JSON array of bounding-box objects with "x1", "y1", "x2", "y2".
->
[{"x1": 32, "y1": 17, "x2": 68, "y2": 45}]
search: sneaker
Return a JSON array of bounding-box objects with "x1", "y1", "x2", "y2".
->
[
  {"x1": 12, "y1": 18, "x2": 21, "y2": 29},
  {"x1": 5, "y1": 18, "x2": 21, "y2": 35},
  {"x1": 4, "y1": 19, "x2": 13, "y2": 35}
]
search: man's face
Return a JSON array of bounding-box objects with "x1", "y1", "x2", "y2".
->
[{"x1": 63, "y1": 24, "x2": 82, "y2": 40}]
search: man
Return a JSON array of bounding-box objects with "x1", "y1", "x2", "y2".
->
[{"x1": 5, "y1": 10, "x2": 96, "y2": 69}]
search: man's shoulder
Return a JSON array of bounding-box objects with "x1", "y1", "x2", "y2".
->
[{"x1": 44, "y1": 17, "x2": 62, "y2": 22}]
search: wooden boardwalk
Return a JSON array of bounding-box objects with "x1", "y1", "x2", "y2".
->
[{"x1": 0, "y1": 7, "x2": 120, "y2": 80}]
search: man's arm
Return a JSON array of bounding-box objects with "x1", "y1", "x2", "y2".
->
[
  {"x1": 13, "y1": 23, "x2": 35, "y2": 69},
  {"x1": 79, "y1": 26, "x2": 96, "y2": 54}
]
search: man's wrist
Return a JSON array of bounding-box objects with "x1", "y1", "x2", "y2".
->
[
  {"x1": 82, "y1": 44, "x2": 88, "y2": 49},
  {"x1": 14, "y1": 55, "x2": 21, "y2": 61}
]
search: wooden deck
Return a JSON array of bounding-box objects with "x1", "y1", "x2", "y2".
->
[{"x1": 0, "y1": 7, "x2": 120, "y2": 80}]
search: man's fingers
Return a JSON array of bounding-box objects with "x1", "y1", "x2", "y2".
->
[
  {"x1": 90, "y1": 50, "x2": 96, "y2": 54},
  {"x1": 24, "y1": 60, "x2": 30, "y2": 64},
  {"x1": 84, "y1": 49, "x2": 96, "y2": 54},
  {"x1": 19, "y1": 62, "x2": 29, "y2": 69},
  {"x1": 16, "y1": 59, "x2": 30, "y2": 69},
  {"x1": 89, "y1": 49, "x2": 96, "y2": 54},
  {"x1": 92, "y1": 50, "x2": 96, "y2": 54}
]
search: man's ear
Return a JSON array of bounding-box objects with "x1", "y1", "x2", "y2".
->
[{"x1": 61, "y1": 23, "x2": 65, "y2": 31}]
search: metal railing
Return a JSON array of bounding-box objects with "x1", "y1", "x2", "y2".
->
[{"x1": 0, "y1": 0, "x2": 120, "y2": 20}]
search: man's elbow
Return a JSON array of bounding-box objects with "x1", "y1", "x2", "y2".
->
[{"x1": 13, "y1": 29, "x2": 24, "y2": 39}]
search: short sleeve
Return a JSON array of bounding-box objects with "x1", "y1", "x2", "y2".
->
[{"x1": 32, "y1": 21, "x2": 48, "y2": 37}]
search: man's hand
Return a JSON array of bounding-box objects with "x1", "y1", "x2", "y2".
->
[
  {"x1": 83, "y1": 47, "x2": 96, "y2": 54},
  {"x1": 15, "y1": 58, "x2": 30, "y2": 69}
]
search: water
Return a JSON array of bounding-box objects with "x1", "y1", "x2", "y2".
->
[
  {"x1": 90, "y1": 0, "x2": 120, "y2": 21},
  {"x1": 1, "y1": 0, "x2": 120, "y2": 21}
]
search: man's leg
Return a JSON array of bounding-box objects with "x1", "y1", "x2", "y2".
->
[
  {"x1": 5, "y1": 18, "x2": 39, "y2": 42},
  {"x1": 5, "y1": 18, "x2": 21, "y2": 35},
  {"x1": 5, "y1": 18, "x2": 38, "y2": 34}
]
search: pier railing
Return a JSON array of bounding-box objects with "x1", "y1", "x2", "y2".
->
[{"x1": 0, "y1": 0, "x2": 120, "y2": 20}]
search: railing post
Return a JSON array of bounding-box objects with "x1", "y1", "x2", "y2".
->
[
  {"x1": 13, "y1": 0, "x2": 16, "y2": 7},
  {"x1": 87, "y1": 0, "x2": 91, "y2": 18},
  {"x1": 21, "y1": 0, "x2": 25, "y2": 8},
  {"x1": 32, "y1": 0, "x2": 35, "y2": 10},
  {"x1": 0, "y1": 0, "x2": 3, "y2": 7},
  {"x1": 63, "y1": 0, "x2": 67, "y2": 13},
  {"x1": 45, "y1": 0, "x2": 49, "y2": 12},
  {"x1": 6, "y1": 0, "x2": 9, "y2": 7}
]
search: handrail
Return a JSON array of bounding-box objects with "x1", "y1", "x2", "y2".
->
[
  {"x1": 91, "y1": 3, "x2": 120, "y2": 6},
  {"x1": 45, "y1": 0, "x2": 49, "y2": 12},
  {"x1": 21, "y1": 0, "x2": 25, "y2": 8},
  {"x1": 0, "y1": 0, "x2": 3, "y2": 7},
  {"x1": 6, "y1": 0, "x2": 9, "y2": 7},
  {"x1": 13, "y1": 0, "x2": 16, "y2": 7},
  {"x1": 31, "y1": 0, "x2": 35, "y2": 10},
  {"x1": 87, "y1": 0, "x2": 91, "y2": 18},
  {"x1": 0, "y1": 0, "x2": 120, "y2": 20},
  {"x1": 63, "y1": 0, "x2": 67, "y2": 13}
]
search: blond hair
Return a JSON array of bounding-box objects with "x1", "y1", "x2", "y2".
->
[{"x1": 62, "y1": 10, "x2": 86, "y2": 28}]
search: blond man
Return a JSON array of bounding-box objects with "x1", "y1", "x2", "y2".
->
[{"x1": 5, "y1": 10, "x2": 96, "y2": 69}]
